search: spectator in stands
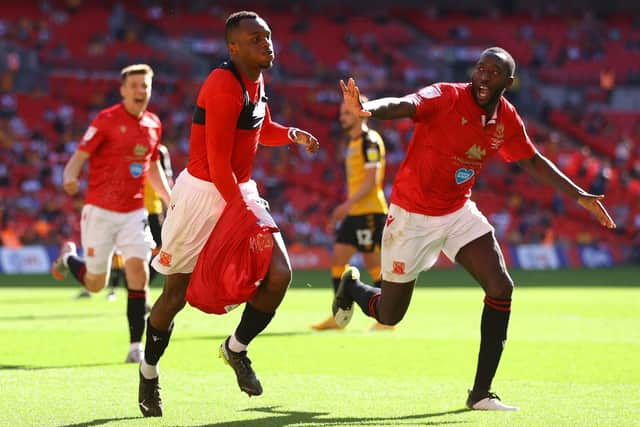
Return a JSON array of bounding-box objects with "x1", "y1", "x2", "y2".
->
[
  {"x1": 50, "y1": 64, "x2": 171, "y2": 364},
  {"x1": 333, "y1": 47, "x2": 616, "y2": 412},
  {"x1": 600, "y1": 66, "x2": 616, "y2": 104},
  {"x1": 311, "y1": 98, "x2": 392, "y2": 332},
  {"x1": 137, "y1": 11, "x2": 319, "y2": 418}
]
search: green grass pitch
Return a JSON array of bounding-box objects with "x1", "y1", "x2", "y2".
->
[{"x1": 0, "y1": 267, "x2": 639, "y2": 426}]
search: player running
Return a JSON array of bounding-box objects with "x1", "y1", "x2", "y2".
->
[{"x1": 333, "y1": 47, "x2": 616, "y2": 411}]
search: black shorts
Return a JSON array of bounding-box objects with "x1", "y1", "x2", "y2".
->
[{"x1": 335, "y1": 213, "x2": 387, "y2": 253}]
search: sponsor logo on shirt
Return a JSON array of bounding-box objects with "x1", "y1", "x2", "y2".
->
[
  {"x1": 392, "y1": 261, "x2": 405, "y2": 275},
  {"x1": 455, "y1": 168, "x2": 475, "y2": 184},
  {"x1": 366, "y1": 148, "x2": 380, "y2": 162},
  {"x1": 466, "y1": 144, "x2": 486, "y2": 161},
  {"x1": 133, "y1": 144, "x2": 149, "y2": 157},
  {"x1": 130, "y1": 163, "x2": 144, "y2": 178}
]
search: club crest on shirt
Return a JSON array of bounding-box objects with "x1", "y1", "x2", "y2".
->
[
  {"x1": 130, "y1": 162, "x2": 144, "y2": 178},
  {"x1": 466, "y1": 144, "x2": 486, "y2": 161},
  {"x1": 392, "y1": 261, "x2": 405, "y2": 275},
  {"x1": 133, "y1": 144, "x2": 149, "y2": 157},
  {"x1": 461, "y1": 116, "x2": 468, "y2": 126},
  {"x1": 455, "y1": 168, "x2": 474, "y2": 184},
  {"x1": 120, "y1": 125, "x2": 127, "y2": 134},
  {"x1": 491, "y1": 123, "x2": 505, "y2": 149}
]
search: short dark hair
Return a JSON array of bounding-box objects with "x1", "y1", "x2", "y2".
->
[
  {"x1": 481, "y1": 47, "x2": 516, "y2": 77},
  {"x1": 120, "y1": 63, "x2": 153, "y2": 82},
  {"x1": 225, "y1": 11, "x2": 259, "y2": 43}
]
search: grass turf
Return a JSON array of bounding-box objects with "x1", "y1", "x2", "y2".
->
[{"x1": 0, "y1": 268, "x2": 639, "y2": 426}]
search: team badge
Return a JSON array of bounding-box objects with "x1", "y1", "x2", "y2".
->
[
  {"x1": 133, "y1": 144, "x2": 148, "y2": 156},
  {"x1": 385, "y1": 215, "x2": 395, "y2": 227},
  {"x1": 392, "y1": 261, "x2": 405, "y2": 275},
  {"x1": 491, "y1": 123, "x2": 505, "y2": 149},
  {"x1": 158, "y1": 251, "x2": 172, "y2": 267},
  {"x1": 130, "y1": 162, "x2": 144, "y2": 178},
  {"x1": 120, "y1": 125, "x2": 127, "y2": 134},
  {"x1": 461, "y1": 116, "x2": 468, "y2": 126},
  {"x1": 455, "y1": 168, "x2": 474, "y2": 184}
]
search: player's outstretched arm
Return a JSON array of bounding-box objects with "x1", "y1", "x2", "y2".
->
[
  {"x1": 517, "y1": 152, "x2": 616, "y2": 229},
  {"x1": 340, "y1": 78, "x2": 416, "y2": 120}
]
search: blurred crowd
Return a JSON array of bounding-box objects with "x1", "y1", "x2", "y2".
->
[{"x1": 0, "y1": 0, "x2": 639, "y2": 262}]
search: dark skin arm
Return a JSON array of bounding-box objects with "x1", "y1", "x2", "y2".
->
[
  {"x1": 517, "y1": 152, "x2": 616, "y2": 229},
  {"x1": 340, "y1": 78, "x2": 416, "y2": 120}
]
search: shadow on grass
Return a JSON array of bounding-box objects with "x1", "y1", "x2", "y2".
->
[
  {"x1": 57, "y1": 416, "x2": 140, "y2": 427},
  {"x1": 184, "y1": 406, "x2": 470, "y2": 426},
  {"x1": 172, "y1": 331, "x2": 311, "y2": 342},
  {"x1": 0, "y1": 362, "x2": 124, "y2": 371}
]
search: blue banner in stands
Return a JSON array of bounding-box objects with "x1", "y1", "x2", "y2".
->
[
  {"x1": 0, "y1": 245, "x2": 51, "y2": 274},
  {"x1": 577, "y1": 244, "x2": 613, "y2": 268}
]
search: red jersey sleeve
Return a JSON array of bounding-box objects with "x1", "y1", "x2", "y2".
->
[
  {"x1": 258, "y1": 105, "x2": 291, "y2": 146},
  {"x1": 498, "y1": 105, "x2": 537, "y2": 162},
  {"x1": 77, "y1": 114, "x2": 106, "y2": 154},
  {"x1": 153, "y1": 120, "x2": 162, "y2": 161},
  {"x1": 410, "y1": 83, "x2": 455, "y2": 122},
  {"x1": 203, "y1": 79, "x2": 244, "y2": 202}
]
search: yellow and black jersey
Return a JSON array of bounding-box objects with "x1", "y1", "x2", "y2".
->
[
  {"x1": 345, "y1": 129, "x2": 388, "y2": 215},
  {"x1": 144, "y1": 144, "x2": 173, "y2": 214}
]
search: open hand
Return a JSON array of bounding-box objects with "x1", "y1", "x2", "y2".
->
[
  {"x1": 340, "y1": 78, "x2": 371, "y2": 118},
  {"x1": 577, "y1": 194, "x2": 616, "y2": 229}
]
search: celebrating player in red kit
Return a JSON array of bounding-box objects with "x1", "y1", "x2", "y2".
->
[
  {"x1": 333, "y1": 47, "x2": 615, "y2": 411},
  {"x1": 51, "y1": 64, "x2": 171, "y2": 363},
  {"x1": 137, "y1": 11, "x2": 319, "y2": 417}
]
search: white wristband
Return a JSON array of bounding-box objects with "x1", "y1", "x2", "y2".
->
[{"x1": 288, "y1": 127, "x2": 297, "y2": 142}]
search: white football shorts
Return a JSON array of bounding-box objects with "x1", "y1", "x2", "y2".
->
[
  {"x1": 80, "y1": 204, "x2": 154, "y2": 274},
  {"x1": 381, "y1": 200, "x2": 494, "y2": 283},
  {"x1": 151, "y1": 169, "x2": 276, "y2": 275}
]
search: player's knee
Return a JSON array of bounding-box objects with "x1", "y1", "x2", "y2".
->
[
  {"x1": 484, "y1": 276, "x2": 513, "y2": 299},
  {"x1": 266, "y1": 263, "x2": 292, "y2": 290},
  {"x1": 84, "y1": 274, "x2": 107, "y2": 293}
]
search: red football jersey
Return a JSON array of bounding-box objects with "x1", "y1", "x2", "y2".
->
[
  {"x1": 78, "y1": 103, "x2": 161, "y2": 212},
  {"x1": 391, "y1": 83, "x2": 536, "y2": 216},
  {"x1": 186, "y1": 67, "x2": 291, "y2": 202}
]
